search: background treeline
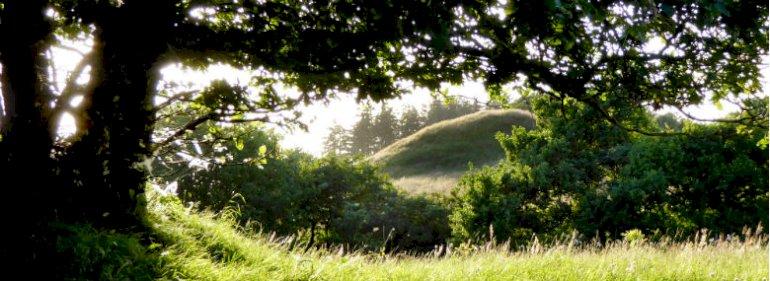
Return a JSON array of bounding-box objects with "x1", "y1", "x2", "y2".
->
[{"x1": 324, "y1": 98, "x2": 487, "y2": 155}]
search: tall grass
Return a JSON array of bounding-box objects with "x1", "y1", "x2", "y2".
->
[
  {"x1": 118, "y1": 189, "x2": 767, "y2": 280},
  {"x1": 390, "y1": 171, "x2": 465, "y2": 195}
]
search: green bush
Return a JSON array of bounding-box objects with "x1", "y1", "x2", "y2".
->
[
  {"x1": 332, "y1": 191, "x2": 451, "y2": 251},
  {"x1": 449, "y1": 96, "x2": 768, "y2": 244},
  {"x1": 157, "y1": 124, "x2": 450, "y2": 251},
  {"x1": 596, "y1": 123, "x2": 769, "y2": 235},
  {"x1": 622, "y1": 229, "x2": 645, "y2": 246}
]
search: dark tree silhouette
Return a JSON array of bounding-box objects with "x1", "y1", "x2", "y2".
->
[
  {"x1": 373, "y1": 104, "x2": 399, "y2": 148},
  {"x1": 350, "y1": 105, "x2": 377, "y2": 155},
  {"x1": 399, "y1": 106, "x2": 426, "y2": 138},
  {"x1": 324, "y1": 123, "x2": 352, "y2": 155}
]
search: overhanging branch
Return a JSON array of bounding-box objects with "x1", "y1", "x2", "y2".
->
[{"x1": 152, "y1": 112, "x2": 271, "y2": 152}]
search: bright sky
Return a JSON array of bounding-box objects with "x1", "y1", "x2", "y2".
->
[
  {"x1": 48, "y1": 37, "x2": 768, "y2": 157},
  {"x1": 158, "y1": 64, "x2": 491, "y2": 156}
]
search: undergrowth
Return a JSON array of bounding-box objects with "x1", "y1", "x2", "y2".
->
[{"x1": 54, "y1": 188, "x2": 768, "y2": 280}]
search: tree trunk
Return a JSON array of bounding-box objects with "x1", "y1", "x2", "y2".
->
[
  {"x1": 0, "y1": 0, "x2": 57, "y2": 274},
  {"x1": 63, "y1": 1, "x2": 175, "y2": 228},
  {"x1": 305, "y1": 222, "x2": 317, "y2": 252}
]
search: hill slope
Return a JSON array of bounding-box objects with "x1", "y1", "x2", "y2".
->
[{"x1": 370, "y1": 109, "x2": 536, "y2": 194}]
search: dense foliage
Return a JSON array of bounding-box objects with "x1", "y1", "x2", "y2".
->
[
  {"x1": 450, "y1": 95, "x2": 768, "y2": 244},
  {"x1": 156, "y1": 124, "x2": 450, "y2": 251},
  {"x1": 324, "y1": 98, "x2": 484, "y2": 155}
]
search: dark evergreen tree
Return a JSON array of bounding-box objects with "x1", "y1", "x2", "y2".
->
[
  {"x1": 350, "y1": 105, "x2": 376, "y2": 155},
  {"x1": 373, "y1": 104, "x2": 399, "y2": 150},
  {"x1": 425, "y1": 99, "x2": 450, "y2": 125},
  {"x1": 323, "y1": 123, "x2": 352, "y2": 155},
  {"x1": 399, "y1": 106, "x2": 425, "y2": 138},
  {"x1": 425, "y1": 98, "x2": 482, "y2": 125}
]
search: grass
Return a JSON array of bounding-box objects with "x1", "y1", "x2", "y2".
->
[
  {"x1": 390, "y1": 171, "x2": 465, "y2": 194},
  {"x1": 57, "y1": 188, "x2": 769, "y2": 280},
  {"x1": 370, "y1": 109, "x2": 535, "y2": 194}
]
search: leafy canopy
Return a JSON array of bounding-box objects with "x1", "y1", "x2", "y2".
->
[{"x1": 44, "y1": 0, "x2": 768, "y2": 132}]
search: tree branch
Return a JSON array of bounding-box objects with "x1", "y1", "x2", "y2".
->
[
  {"x1": 153, "y1": 112, "x2": 217, "y2": 152},
  {"x1": 676, "y1": 107, "x2": 768, "y2": 129},
  {"x1": 153, "y1": 90, "x2": 199, "y2": 112},
  {"x1": 580, "y1": 97, "x2": 682, "y2": 137},
  {"x1": 152, "y1": 111, "x2": 272, "y2": 152},
  {"x1": 49, "y1": 52, "x2": 94, "y2": 133}
]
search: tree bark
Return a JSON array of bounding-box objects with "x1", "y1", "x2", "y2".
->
[
  {"x1": 0, "y1": 0, "x2": 57, "y2": 274},
  {"x1": 306, "y1": 222, "x2": 317, "y2": 252},
  {"x1": 63, "y1": 0, "x2": 176, "y2": 228}
]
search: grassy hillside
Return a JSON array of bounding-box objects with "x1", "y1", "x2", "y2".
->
[
  {"x1": 370, "y1": 109, "x2": 535, "y2": 194},
  {"x1": 56, "y1": 189, "x2": 768, "y2": 280}
]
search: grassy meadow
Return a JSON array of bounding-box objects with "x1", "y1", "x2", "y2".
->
[{"x1": 57, "y1": 189, "x2": 769, "y2": 280}]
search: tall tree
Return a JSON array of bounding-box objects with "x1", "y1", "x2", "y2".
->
[
  {"x1": 425, "y1": 98, "x2": 451, "y2": 124},
  {"x1": 373, "y1": 104, "x2": 399, "y2": 149},
  {"x1": 0, "y1": 0, "x2": 57, "y2": 268},
  {"x1": 350, "y1": 105, "x2": 376, "y2": 155},
  {"x1": 425, "y1": 98, "x2": 483, "y2": 125},
  {"x1": 323, "y1": 123, "x2": 352, "y2": 155},
  {"x1": 0, "y1": 0, "x2": 468, "y2": 271},
  {"x1": 399, "y1": 106, "x2": 425, "y2": 137}
]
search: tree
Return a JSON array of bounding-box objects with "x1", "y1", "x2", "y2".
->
[
  {"x1": 399, "y1": 106, "x2": 425, "y2": 137},
  {"x1": 0, "y1": 0, "x2": 766, "y2": 272},
  {"x1": 654, "y1": 113, "x2": 683, "y2": 132},
  {"x1": 0, "y1": 0, "x2": 468, "y2": 271},
  {"x1": 323, "y1": 123, "x2": 352, "y2": 155},
  {"x1": 426, "y1": 98, "x2": 452, "y2": 124},
  {"x1": 425, "y1": 98, "x2": 483, "y2": 125},
  {"x1": 349, "y1": 105, "x2": 377, "y2": 155},
  {"x1": 373, "y1": 104, "x2": 399, "y2": 149}
]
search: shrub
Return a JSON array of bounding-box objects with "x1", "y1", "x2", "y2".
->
[
  {"x1": 622, "y1": 229, "x2": 645, "y2": 246},
  {"x1": 449, "y1": 96, "x2": 768, "y2": 244},
  {"x1": 157, "y1": 124, "x2": 451, "y2": 251}
]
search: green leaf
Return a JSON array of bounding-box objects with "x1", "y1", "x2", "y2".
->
[{"x1": 258, "y1": 144, "x2": 267, "y2": 155}]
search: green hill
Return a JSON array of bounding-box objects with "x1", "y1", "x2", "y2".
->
[{"x1": 370, "y1": 109, "x2": 536, "y2": 194}]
